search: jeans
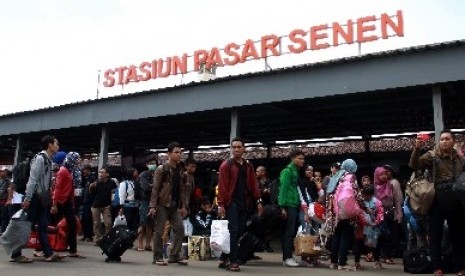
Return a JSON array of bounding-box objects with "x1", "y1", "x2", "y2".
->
[
  {"x1": 429, "y1": 200, "x2": 465, "y2": 272},
  {"x1": 330, "y1": 219, "x2": 354, "y2": 266},
  {"x1": 123, "y1": 206, "x2": 139, "y2": 232},
  {"x1": 0, "y1": 203, "x2": 9, "y2": 232},
  {"x1": 281, "y1": 207, "x2": 298, "y2": 261},
  {"x1": 221, "y1": 202, "x2": 247, "y2": 264},
  {"x1": 81, "y1": 202, "x2": 93, "y2": 239}
]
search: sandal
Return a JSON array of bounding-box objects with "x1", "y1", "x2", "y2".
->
[
  {"x1": 218, "y1": 260, "x2": 230, "y2": 269},
  {"x1": 384, "y1": 258, "x2": 395, "y2": 265},
  {"x1": 354, "y1": 264, "x2": 365, "y2": 270},
  {"x1": 144, "y1": 246, "x2": 152, "y2": 251},
  {"x1": 365, "y1": 253, "x2": 374, "y2": 262},
  {"x1": 10, "y1": 256, "x2": 34, "y2": 263},
  {"x1": 434, "y1": 269, "x2": 444, "y2": 276},
  {"x1": 136, "y1": 246, "x2": 145, "y2": 251},
  {"x1": 69, "y1": 252, "x2": 87, "y2": 258},
  {"x1": 45, "y1": 253, "x2": 66, "y2": 262},
  {"x1": 227, "y1": 263, "x2": 240, "y2": 272},
  {"x1": 374, "y1": 262, "x2": 383, "y2": 270},
  {"x1": 455, "y1": 270, "x2": 464, "y2": 276}
]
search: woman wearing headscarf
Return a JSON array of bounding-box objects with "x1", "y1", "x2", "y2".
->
[
  {"x1": 329, "y1": 159, "x2": 360, "y2": 270},
  {"x1": 374, "y1": 166, "x2": 402, "y2": 265},
  {"x1": 51, "y1": 151, "x2": 85, "y2": 258}
]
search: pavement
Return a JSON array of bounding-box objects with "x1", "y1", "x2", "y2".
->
[{"x1": 0, "y1": 238, "x2": 422, "y2": 276}]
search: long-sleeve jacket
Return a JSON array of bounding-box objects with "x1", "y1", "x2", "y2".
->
[
  {"x1": 217, "y1": 158, "x2": 261, "y2": 208},
  {"x1": 150, "y1": 163, "x2": 188, "y2": 209},
  {"x1": 25, "y1": 151, "x2": 52, "y2": 202},
  {"x1": 390, "y1": 178, "x2": 404, "y2": 220},
  {"x1": 278, "y1": 162, "x2": 300, "y2": 208},
  {"x1": 53, "y1": 166, "x2": 74, "y2": 205},
  {"x1": 410, "y1": 147, "x2": 465, "y2": 184}
]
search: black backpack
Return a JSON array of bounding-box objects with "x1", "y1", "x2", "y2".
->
[
  {"x1": 12, "y1": 160, "x2": 32, "y2": 194},
  {"x1": 269, "y1": 178, "x2": 280, "y2": 206},
  {"x1": 12, "y1": 153, "x2": 49, "y2": 195},
  {"x1": 403, "y1": 247, "x2": 432, "y2": 274}
]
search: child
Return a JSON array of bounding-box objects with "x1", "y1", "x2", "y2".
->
[
  {"x1": 193, "y1": 197, "x2": 216, "y2": 236},
  {"x1": 354, "y1": 184, "x2": 384, "y2": 270}
]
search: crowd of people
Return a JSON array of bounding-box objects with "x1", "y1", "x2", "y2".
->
[{"x1": 0, "y1": 132, "x2": 464, "y2": 276}]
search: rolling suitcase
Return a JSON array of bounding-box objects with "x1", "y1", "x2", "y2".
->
[{"x1": 97, "y1": 225, "x2": 137, "y2": 262}]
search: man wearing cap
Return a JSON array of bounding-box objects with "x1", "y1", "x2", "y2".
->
[{"x1": 0, "y1": 166, "x2": 12, "y2": 233}]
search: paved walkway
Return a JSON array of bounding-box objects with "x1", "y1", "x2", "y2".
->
[{"x1": 0, "y1": 239, "x2": 421, "y2": 275}]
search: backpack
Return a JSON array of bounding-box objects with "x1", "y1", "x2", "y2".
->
[
  {"x1": 12, "y1": 153, "x2": 48, "y2": 194},
  {"x1": 135, "y1": 171, "x2": 152, "y2": 201},
  {"x1": 269, "y1": 178, "x2": 280, "y2": 206},
  {"x1": 12, "y1": 160, "x2": 31, "y2": 195},
  {"x1": 333, "y1": 174, "x2": 361, "y2": 219},
  {"x1": 405, "y1": 171, "x2": 435, "y2": 215},
  {"x1": 403, "y1": 247, "x2": 432, "y2": 274}
]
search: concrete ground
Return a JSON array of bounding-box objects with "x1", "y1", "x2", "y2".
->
[{"x1": 0, "y1": 239, "x2": 426, "y2": 276}]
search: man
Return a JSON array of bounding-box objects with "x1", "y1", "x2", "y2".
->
[
  {"x1": 80, "y1": 164, "x2": 96, "y2": 242},
  {"x1": 0, "y1": 166, "x2": 11, "y2": 233},
  {"x1": 410, "y1": 130, "x2": 465, "y2": 276},
  {"x1": 217, "y1": 137, "x2": 263, "y2": 272},
  {"x1": 256, "y1": 166, "x2": 271, "y2": 205},
  {"x1": 255, "y1": 165, "x2": 274, "y2": 252},
  {"x1": 149, "y1": 142, "x2": 189, "y2": 266},
  {"x1": 279, "y1": 149, "x2": 305, "y2": 267},
  {"x1": 19, "y1": 135, "x2": 62, "y2": 262},
  {"x1": 183, "y1": 158, "x2": 198, "y2": 213},
  {"x1": 89, "y1": 165, "x2": 116, "y2": 244}
]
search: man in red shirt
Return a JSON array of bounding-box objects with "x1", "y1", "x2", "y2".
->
[
  {"x1": 51, "y1": 152, "x2": 85, "y2": 258},
  {"x1": 217, "y1": 137, "x2": 263, "y2": 272}
]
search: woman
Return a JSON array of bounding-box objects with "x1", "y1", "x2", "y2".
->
[
  {"x1": 374, "y1": 166, "x2": 402, "y2": 265},
  {"x1": 51, "y1": 151, "x2": 85, "y2": 258}
]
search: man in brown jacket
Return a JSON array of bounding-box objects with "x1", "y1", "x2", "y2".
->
[
  {"x1": 410, "y1": 130, "x2": 465, "y2": 276},
  {"x1": 149, "y1": 142, "x2": 189, "y2": 266}
]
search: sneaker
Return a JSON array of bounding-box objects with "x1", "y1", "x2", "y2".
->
[
  {"x1": 338, "y1": 264, "x2": 355, "y2": 271},
  {"x1": 153, "y1": 259, "x2": 167, "y2": 266},
  {"x1": 283, "y1": 258, "x2": 300, "y2": 267},
  {"x1": 329, "y1": 263, "x2": 337, "y2": 269}
]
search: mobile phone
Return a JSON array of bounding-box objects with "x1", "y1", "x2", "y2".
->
[{"x1": 417, "y1": 133, "x2": 429, "y2": 141}]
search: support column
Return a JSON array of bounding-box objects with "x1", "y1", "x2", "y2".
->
[
  {"x1": 230, "y1": 109, "x2": 240, "y2": 157},
  {"x1": 363, "y1": 135, "x2": 371, "y2": 170},
  {"x1": 98, "y1": 126, "x2": 109, "y2": 172},
  {"x1": 432, "y1": 85, "x2": 444, "y2": 144},
  {"x1": 188, "y1": 149, "x2": 194, "y2": 159},
  {"x1": 14, "y1": 136, "x2": 24, "y2": 166},
  {"x1": 230, "y1": 109, "x2": 240, "y2": 142}
]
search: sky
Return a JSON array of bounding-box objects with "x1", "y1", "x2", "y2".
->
[{"x1": 0, "y1": 0, "x2": 464, "y2": 116}]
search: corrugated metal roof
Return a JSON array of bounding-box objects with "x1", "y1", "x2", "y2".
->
[{"x1": 2, "y1": 39, "x2": 464, "y2": 118}]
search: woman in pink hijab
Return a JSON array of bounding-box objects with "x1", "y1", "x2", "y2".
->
[{"x1": 374, "y1": 166, "x2": 400, "y2": 265}]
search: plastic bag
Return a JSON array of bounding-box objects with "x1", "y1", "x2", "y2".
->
[
  {"x1": 0, "y1": 210, "x2": 32, "y2": 255},
  {"x1": 210, "y1": 220, "x2": 230, "y2": 254}
]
